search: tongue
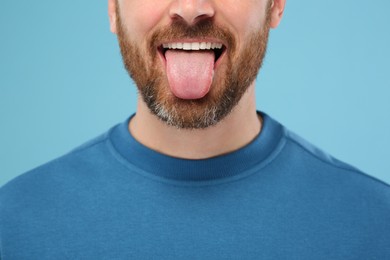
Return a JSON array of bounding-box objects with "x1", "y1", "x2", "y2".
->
[{"x1": 165, "y1": 50, "x2": 215, "y2": 99}]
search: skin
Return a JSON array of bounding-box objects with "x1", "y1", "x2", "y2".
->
[{"x1": 108, "y1": 0, "x2": 286, "y2": 159}]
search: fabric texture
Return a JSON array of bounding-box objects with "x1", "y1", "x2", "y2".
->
[{"x1": 1, "y1": 112, "x2": 390, "y2": 259}]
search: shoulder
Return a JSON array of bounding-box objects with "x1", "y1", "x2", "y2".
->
[
  {"x1": 274, "y1": 128, "x2": 390, "y2": 237},
  {"x1": 284, "y1": 130, "x2": 360, "y2": 172},
  {"x1": 0, "y1": 131, "x2": 112, "y2": 210},
  {"x1": 281, "y1": 128, "x2": 390, "y2": 202}
]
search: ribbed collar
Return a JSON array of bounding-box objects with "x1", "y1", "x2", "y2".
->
[{"x1": 108, "y1": 111, "x2": 285, "y2": 182}]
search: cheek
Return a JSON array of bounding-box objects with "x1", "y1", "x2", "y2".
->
[
  {"x1": 121, "y1": 1, "x2": 167, "y2": 42},
  {"x1": 217, "y1": 1, "x2": 268, "y2": 39}
]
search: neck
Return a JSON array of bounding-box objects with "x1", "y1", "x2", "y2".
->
[{"x1": 129, "y1": 83, "x2": 261, "y2": 159}]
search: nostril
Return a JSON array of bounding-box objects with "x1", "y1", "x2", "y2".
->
[
  {"x1": 169, "y1": 1, "x2": 215, "y2": 26},
  {"x1": 192, "y1": 14, "x2": 214, "y2": 24}
]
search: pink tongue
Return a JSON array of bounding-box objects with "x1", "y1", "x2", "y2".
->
[{"x1": 165, "y1": 50, "x2": 215, "y2": 99}]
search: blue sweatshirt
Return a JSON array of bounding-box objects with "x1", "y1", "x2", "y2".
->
[{"x1": 1, "y1": 112, "x2": 389, "y2": 259}]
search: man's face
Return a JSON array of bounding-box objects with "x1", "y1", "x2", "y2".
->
[{"x1": 112, "y1": 0, "x2": 273, "y2": 129}]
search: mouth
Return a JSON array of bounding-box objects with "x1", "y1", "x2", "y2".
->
[
  {"x1": 156, "y1": 41, "x2": 228, "y2": 100},
  {"x1": 158, "y1": 41, "x2": 227, "y2": 68}
]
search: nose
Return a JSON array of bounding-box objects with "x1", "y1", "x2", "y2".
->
[{"x1": 169, "y1": 0, "x2": 215, "y2": 25}]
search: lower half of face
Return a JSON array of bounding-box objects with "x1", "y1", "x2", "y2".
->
[{"x1": 116, "y1": 8, "x2": 271, "y2": 129}]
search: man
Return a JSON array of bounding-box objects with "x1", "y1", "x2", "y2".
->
[{"x1": 1, "y1": 0, "x2": 389, "y2": 259}]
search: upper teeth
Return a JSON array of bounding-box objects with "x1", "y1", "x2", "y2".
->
[{"x1": 162, "y1": 42, "x2": 223, "y2": 51}]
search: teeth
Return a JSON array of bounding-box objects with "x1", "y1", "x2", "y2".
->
[
  {"x1": 191, "y1": 42, "x2": 200, "y2": 50},
  {"x1": 183, "y1": 43, "x2": 191, "y2": 50},
  {"x1": 163, "y1": 42, "x2": 223, "y2": 51}
]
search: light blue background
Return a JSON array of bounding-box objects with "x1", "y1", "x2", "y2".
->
[{"x1": 1, "y1": 0, "x2": 389, "y2": 186}]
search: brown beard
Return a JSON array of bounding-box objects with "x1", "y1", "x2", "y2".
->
[{"x1": 116, "y1": 2, "x2": 272, "y2": 129}]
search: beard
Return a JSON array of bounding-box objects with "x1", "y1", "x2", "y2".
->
[{"x1": 116, "y1": 3, "x2": 271, "y2": 129}]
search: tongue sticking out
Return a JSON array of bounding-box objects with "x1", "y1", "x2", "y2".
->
[{"x1": 165, "y1": 50, "x2": 215, "y2": 100}]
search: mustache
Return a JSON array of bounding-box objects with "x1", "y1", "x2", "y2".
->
[{"x1": 149, "y1": 19, "x2": 236, "y2": 51}]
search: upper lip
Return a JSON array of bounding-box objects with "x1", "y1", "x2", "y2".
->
[{"x1": 159, "y1": 38, "x2": 227, "y2": 46}]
